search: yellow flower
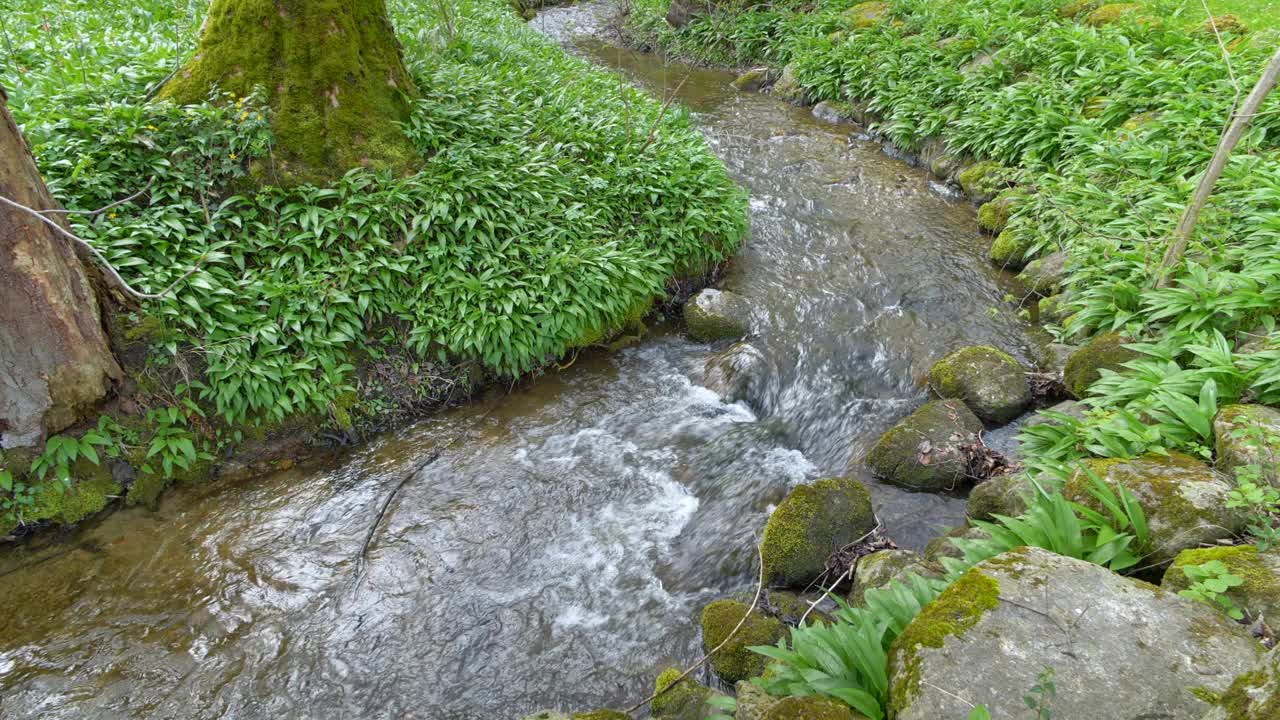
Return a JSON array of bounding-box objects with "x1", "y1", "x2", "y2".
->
[
  {"x1": 146, "y1": 124, "x2": 158, "y2": 131},
  {"x1": 239, "y1": 111, "x2": 249, "y2": 121},
  {"x1": 229, "y1": 152, "x2": 238, "y2": 161},
  {"x1": 108, "y1": 211, "x2": 118, "y2": 219}
]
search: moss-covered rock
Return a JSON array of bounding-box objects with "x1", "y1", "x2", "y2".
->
[
  {"x1": 842, "y1": 1, "x2": 890, "y2": 30},
  {"x1": 956, "y1": 161, "x2": 1012, "y2": 204},
  {"x1": 922, "y1": 523, "x2": 989, "y2": 564},
  {"x1": 928, "y1": 346, "x2": 1031, "y2": 425},
  {"x1": 159, "y1": 0, "x2": 420, "y2": 186},
  {"x1": 771, "y1": 64, "x2": 810, "y2": 105},
  {"x1": 761, "y1": 695, "x2": 864, "y2": 719},
  {"x1": 684, "y1": 289, "x2": 753, "y2": 343},
  {"x1": 812, "y1": 101, "x2": 855, "y2": 124},
  {"x1": 650, "y1": 667, "x2": 711, "y2": 719},
  {"x1": 889, "y1": 547, "x2": 1262, "y2": 719},
  {"x1": 761, "y1": 477, "x2": 876, "y2": 587},
  {"x1": 1214, "y1": 404, "x2": 1280, "y2": 484},
  {"x1": 965, "y1": 471, "x2": 1030, "y2": 522},
  {"x1": 976, "y1": 194, "x2": 1018, "y2": 235},
  {"x1": 1195, "y1": 14, "x2": 1248, "y2": 36},
  {"x1": 1016, "y1": 251, "x2": 1066, "y2": 296},
  {"x1": 764, "y1": 589, "x2": 832, "y2": 627},
  {"x1": 1058, "y1": 0, "x2": 1101, "y2": 17},
  {"x1": 1061, "y1": 332, "x2": 1139, "y2": 399},
  {"x1": 865, "y1": 400, "x2": 984, "y2": 491},
  {"x1": 700, "y1": 599, "x2": 786, "y2": 683},
  {"x1": 1085, "y1": 3, "x2": 1143, "y2": 26},
  {"x1": 25, "y1": 459, "x2": 122, "y2": 526},
  {"x1": 1066, "y1": 452, "x2": 1245, "y2": 566},
  {"x1": 734, "y1": 680, "x2": 779, "y2": 720},
  {"x1": 1202, "y1": 645, "x2": 1280, "y2": 720},
  {"x1": 732, "y1": 68, "x2": 770, "y2": 92},
  {"x1": 988, "y1": 226, "x2": 1035, "y2": 271},
  {"x1": 1163, "y1": 545, "x2": 1280, "y2": 622},
  {"x1": 848, "y1": 549, "x2": 937, "y2": 605}
]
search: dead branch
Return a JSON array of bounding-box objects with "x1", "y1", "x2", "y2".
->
[
  {"x1": 0, "y1": 191, "x2": 206, "y2": 303},
  {"x1": 1157, "y1": 46, "x2": 1280, "y2": 288},
  {"x1": 352, "y1": 450, "x2": 442, "y2": 588},
  {"x1": 38, "y1": 182, "x2": 152, "y2": 217}
]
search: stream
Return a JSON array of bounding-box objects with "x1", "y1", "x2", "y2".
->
[{"x1": 0, "y1": 5, "x2": 1038, "y2": 718}]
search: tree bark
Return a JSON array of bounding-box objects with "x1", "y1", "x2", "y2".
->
[
  {"x1": 159, "y1": 0, "x2": 420, "y2": 186},
  {"x1": 1, "y1": 86, "x2": 121, "y2": 448}
]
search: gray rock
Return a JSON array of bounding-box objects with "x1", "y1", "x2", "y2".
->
[
  {"x1": 734, "y1": 680, "x2": 778, "y2": 720},
  {"x1": 888, "y1": 547, "x2": 1264, "y2": 719},
  {"x1": 1214, "y1": 404, "x2": 1280, "y2": 485},
  {"x1": 811, "y1": 101, "x2": 849, "y2": 124},
  {"x1": 771, "y1": 63, "x2": 810, "y2": 105},
  {"x1": 928, "y1": 345, "x2": 1032, "y2": 425},
  {"x1": 1066, "y1": 453, "x2": 1246, "y2": 566},
  {"x1": 865, "y1": 400, "x2": 985, "y2": 491},
  {"x1": 848, "y1": 549, "x2": 937, "y2": 605},
  {"x1": 1199, "y1": 645, "x2": 1279, "y2": 720},
  {"x1": 922, "y1": 524, "x2": 989, "y2": 564},
  {"x1": 684, "y1": 289, "x2": 752, "y2": 342}
]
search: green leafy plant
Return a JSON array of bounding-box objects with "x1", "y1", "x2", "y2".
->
[
  {"x1": 1178, "y1": 560, "x2": 1245, "y2": 620},
  {"x1": 706, "y1": 694, "x2": 737, "y2": 720},
  {"x1": 1024, "y1": 666, "x2": 1056, "y2": 720}
]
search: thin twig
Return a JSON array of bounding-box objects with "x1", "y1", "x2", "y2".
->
[
  {"x1": 634, "y1": 73, "x2": 690, "y2": 156},
  {"x1": 1200, "y1": 0, "x2": 1240, "y2": 125},
  {"x1": 626, "y1": 540, "x2": 766, "y2": 716},
  {"x1": 351, "y1": 450, "x2": 442, "y2": 590},
  {"x1": 0, "y1": 191, "x2": 203, "y2": 301}
]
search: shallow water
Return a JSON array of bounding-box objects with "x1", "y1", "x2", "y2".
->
[{"x1": 0, "y1": 6, "x2": 1037, "y2": 718}]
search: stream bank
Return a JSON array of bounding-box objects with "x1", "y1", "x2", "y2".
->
[{"x1": 0, "y1": 4, "x2": 1041, "y2": 718}]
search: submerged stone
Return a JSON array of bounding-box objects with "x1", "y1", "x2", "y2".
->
[
  {"x1": 761, "y1": 477, "x2": 876, "y2": 587},
  {"x1": 732, "y1": 68, "x2": 771, "y2": 92},
  {"x1": 928, "y1": 345, "x2": 1031, "y2": 425},
  {"x1": 703, "y1": 341, "x2": 769, "y2": 407},
  {"x1": 1062, "y1": 332, "x2": 1139, "y2": 399},
  {"x1": 865, "y1": 400, "x2": 984, "y2": 491},
  {"x1": 700, "y1": 599, "x2": 785, "y2": 683},
  {"x1": 684, "y1": 289, "x2": 752, "y2": 343},
  {"x1": 812, "y1": 101, "x2": 852, "y2": 124},
  {"x1": 1066, "y1": 452, "x2": 1245, "y2": 566},
  {"x1": 1214, "y1": 404, "x2": 1280, "y2": 484},
  {"x1": 889, "y1": 547, "x2": 1262, "y2": 719}
]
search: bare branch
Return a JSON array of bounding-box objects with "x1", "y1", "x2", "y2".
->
[{"x1": 38, "y1": 182, "x2": 152, "y2": 217}]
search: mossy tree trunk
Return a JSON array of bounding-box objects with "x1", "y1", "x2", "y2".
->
[
  {"x1": 0, "y1": 86, "x2": 121, "y2": 449},
  {"x1": 161, "y1": 0, "x2": 420, "y2": 185}
]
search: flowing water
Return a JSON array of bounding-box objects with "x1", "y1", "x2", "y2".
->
[{"x1": 0, "y1": 7, "x2": 1038, "y2": 718}]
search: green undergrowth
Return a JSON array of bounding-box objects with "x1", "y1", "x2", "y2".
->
[{"x1": 0, "y1": 0, "x2": 746, "y2": 533}]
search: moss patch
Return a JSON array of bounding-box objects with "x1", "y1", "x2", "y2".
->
[
  {"x1": 928, "y1": 345, "x2": 1031, "y2": 425},
  {"x1": 889, "y1": 567, "x2": 1001, "y2": 714},
  {"x1": 1085, "y1": 3, "x2": 1145, "y2": 25},
  {"x1": 865, "y1": 400, "x2": 984, "y2": 491},
  {"x1": 571, "y1": 711, "x2": 630, "y2": 720},
  {"x1": 1062, "y1": 332, "x2": 1139, "y2": 398},
  {"x1": 761, "y1": 477, "x2": 875, "y2": 586},
  {"x1": 957, "y1": 160, "x2": 1012, "y2": 202},
  {"x1": 1164, "y1": 545, "x2": 1280, "y2": 619},
  {"x1": 701, "y1": 599, "x2": 786, "y2": 682},
  {"x1": 28, "y1": 463, "x2": 121, "y2": 525},
  {"x1": 761, "y1": 695, "x2": 862, "y2": 719},
  {"x1": 842, "y1": 1, "x2": 890, "y2": 29},
  {"x1": 651, "y1": 667, "x2": 711, "y2": 718},
  {"x1": 977, "y1": 193, "x2": 1018, "y2": 234},
  {"x1": 159, "y1": 0, "x2": 421, "y2": 186},
  {"x1": 989, "y1": 226, "x2": 1035, "y2": 270}
]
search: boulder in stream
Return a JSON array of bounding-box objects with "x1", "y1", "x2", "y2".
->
[
  {"x1": 1214, "y1": 404, "x2": 1280, "y2": 484},
  {"x1": 1065, "y1": 452, "x2": 1245, "y2": 567},
  {"x1": 684, "y1": 288, "x2": 752, "y2": 342},
  {"x1": 848, "y1": 548, "x2": 938, "y2": 605},
  {"x1": 651, "y1": 667, "x2": 715, "y2": 719},
  {"x1": 865, "y1": 400, "x2": 984, "y2": 492},
  {"x1": 988, "y1": 226, "x2": 1035, "y2": 271},
  {"x1": 887, "y1": 547, "x2": 1264, "y2": 719},
  {"x1": 928, "y1": 345, "x2": 1031, "y2": 425},
  {"x1": 1062, "y1": 332, "x2": 1139, "y2": 399},
  {"x1": 965, "y1": 471, "x2": 1031, "y2": 522},
  {"x1": 732, "y1": 68, "x2": 771, "y2": 92},
  {"x1": 700, "y1": 598, "x2": 785, "y2": 683},
  {"x1": 703, "y1": 341, "x2": 769, "y2": 407},
  {"x1": 976, "y1": 193, "x2": 1018, "y2": 235},
  {"x1": 761, "y1": 477, "x2": 876, "y2": 587}
]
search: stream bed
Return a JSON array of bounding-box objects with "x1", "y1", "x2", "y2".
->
[{"x1": 0, "y1": 6, "x2": 1038, "y2": 718}]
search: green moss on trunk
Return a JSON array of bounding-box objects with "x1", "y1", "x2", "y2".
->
[{"x1": 160, "y1": 0, "x2": 420, "y2": 185}]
